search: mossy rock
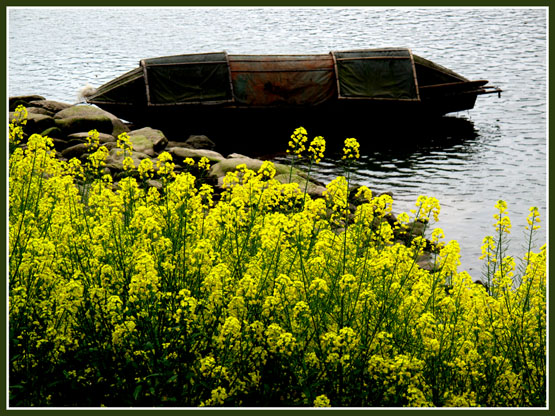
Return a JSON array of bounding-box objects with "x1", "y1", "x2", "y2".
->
[
  {"x1": 29, "y1": 99, "x2": 72, "y2": 114},
  {"x1": 128, "y1": 127, "x2": 168, "y2": 154},
  {"x1": 41, "y1": 126, "x2": 63, "y2": 138},
  {"x1": 67, "y1": 132, "x2": 116, "y2": 144},
  {"x1": 55, "y1": 105, "x2": 129, "y2": 137},
  {"x1": 274, "y1": 173, "x2": 327, "y2": 197},
  {"x1": 105, "y1": 148, "x2": 152, "y2": 173},
  {"x1": 209, "y1": 157, "x2": 299, "y2": 179},
  {"x1": 169, "y1": 147, "x2": 225, "y2": 164},
  {"x1": 9, "y1": 95, "x2": 45, "y2": 111},
  {"x1": 61, "y1": 143, "x2": 95, "y2": 160},
  {"x1": 28, "y1": 107, "x2": 53, "y2": 116},
  {"x1": 183, "y1": 134, "x2": 216, "y2": 150},
  {"x1": 54, "y1": 116, "x2": 113, "y2": 136}
]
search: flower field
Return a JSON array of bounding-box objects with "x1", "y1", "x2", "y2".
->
[{"x1": 8, "y1": 111, "x2": 546, "y2": 407}]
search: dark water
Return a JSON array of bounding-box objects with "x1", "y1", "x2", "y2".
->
[{"x1": 8, "y1": 7, "x2": 547, "y2": 275}]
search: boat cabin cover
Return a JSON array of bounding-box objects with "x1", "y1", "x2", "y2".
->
[{"x1": 87, "y1": 48, "x2": 459, "y2": 108}]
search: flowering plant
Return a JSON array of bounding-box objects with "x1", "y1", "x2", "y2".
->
[{"x1": 8, "y1": 117, "x2": 546, "y2": 408}]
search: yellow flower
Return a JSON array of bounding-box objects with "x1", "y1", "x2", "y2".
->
[
  {"x1": 122, "y1": 156, "x2": 135, "y2": 172},
  {"x1": 526, "y1": 206, "x2": 541, "y2": 230},
  {"x1": 197, "y1": 156, "x2": 211, "y2": 171},
  {"x1": 116, "y1": 132, "x2": 133, "y2": 155},
  {"x1": 257, "y1": 160, "x2": 277, "y2": 180},
  {"x1": 415, "y1": 195, "x2": 441, "y2": 222},
  {"x1": 493, "y1": 199, "x2": 511, "y2": 233},
  {"x1": 342, "y1": 137, "x2": 360, "y2": 159},
  {"x1": 287, "y1": 127, "x2": 308, "y2": 155},
  {"x1": 9, "y1": 105, "x2": 27, "y2": 145},
  {"x1": 308, "y1": 135, "x2": 326, "y2": 163},
  {"x1": 138, "y1": 158, "x2": 154, "y2": 180},
  {"x1": 156, "y1": 151, "x2": 176, "y2": 178},
  {"x1": 313, "y1": 394, "x2": 331, "y2": 407}
]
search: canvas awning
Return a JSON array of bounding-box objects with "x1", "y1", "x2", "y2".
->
[
  {"x1": 228, "y1": 54, "x2": 336, "y2": 107},
  {"x1": 332, "y1": 48, "x2": 420, "y2": 101},
  {"x1": 88, "y1": 48, "x2": 427, "y2": 108},
  {"x1": 141, "y1": 52, "x2": 234, "y2": 105}
]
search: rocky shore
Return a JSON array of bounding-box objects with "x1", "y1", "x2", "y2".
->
[
  {"x1": 9, "y1": 94, "x2": 436, "y2": 270},
  {"x1": 9, "y1": 95, "x2": 327, "y2": 197}
]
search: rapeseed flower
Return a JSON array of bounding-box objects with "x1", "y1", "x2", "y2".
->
[
  {"x1": 8, "y1": 115, "x2": 546, "y2": 407},
  {"x1": 307, "y1": 135, "x2": 326, "y2": 163},
  {"x1": 313, "y1": 394, "x2": 331, "y2": 407},
  {"x1": 342, "y1": 137, "x2": 360, "y2": 160},
  {"x1": 287, "y1": 127, "x2": 308, "y2": 155}
]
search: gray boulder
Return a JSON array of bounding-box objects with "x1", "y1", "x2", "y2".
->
[
  {"x1": 54, "y1": 114, "x2": 113, "y2": 136},
  {"x1": 27, "y1": 107, "x2": 53, "y2": 116},
  {"x1": 29, "y1": 99, "x2": 72, "y2": 114},
  {"x1": 105, "y1": 148, "x2": 152, "y2": 173},
  {"x1": 41, "y1": 126, "x2": 64, "y2": 138},
  {"x1": 54, "y1": 105, "x2": 129, "y2": 137},
  {"x1": 9, "y1": 95, "x2": 45, "y2": 111},
  {"x1": 274, "y1": 173, "x2": 327, "y2": 198},
  {"x1": 61, "y1": 143, "x2": 95, "y2": 160},
  {"x1": 128, "y1": 127, "x2": 168, "y2": 156},
  {"x1": 67, "y1": 132, "x2": 116, "y2": 144},
  {"x1": 184, "y1": 134, "x2": 216, "y2": 150},
  {"x1": 209, "y1": 156, "x2": 298, "y2": 179},
  {"x1": 169, "y1": 147, "x2": 225, "y2": 163}
]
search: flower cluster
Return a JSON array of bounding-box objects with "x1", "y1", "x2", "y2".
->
[
  {"x1": 308, "y1": 135, "x2": 326, "y2": 164},
  {"x1": 8, "y1": 117, "x2": 546, "y2": 408},
  {"x1": 287, "y1": 127, "x2": 308, "y2": 155},
  {"x1": 342, "y1": 137, "x2": 360, "y2": 160},
  {"x1": 9, "y1": 105, "x2": 27, "y2": 146}
]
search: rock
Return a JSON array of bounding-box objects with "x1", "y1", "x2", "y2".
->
[
  {"x1": 184, "y1": 134, "x2": 216, "y2": 150},
  {"x1": 169, "y1": 147, "x2": 225, "y2": 163},
  {"x1": 51, "y1": 138, "x2": 71, "y2": 151},
  {"x1": 274, "y1": 173, "x2": 327, "y2": 198},
  {"x1": 10, "y1": 111, "x2": 55, "y2": 135},
  {"x1": 416, "y1": 252, "x2": 435, "y2": 271},
  {"x1": 41, "y1": 126, "x2": 63, "y2": 138},
  {"x1": 9, "y1": 95, "x2": 45, "y2": 110},
  {"x1": 209, "y1": 156, "x2": 294, "y2": 179},
  {"x1": 166, "y1": 141, "x2": 192, "y2": 149},
  {"x1": 27, "y1": 107, "x2": 53, "y2": 116},
  {"x1": 227, "y1": 153, "x2": 250, "y2": 159},
  {"x1": 29, "y1": 99, "x2": 72, "y2": 114},
  {"x1": 67, "y1": 132, "x2": 116, "y2": 144},
  {"x1": 61, "y1": 143, "x2": 94, "y2": 160},
  {"x1": 55, "y1": 104, "x2": 129, "y2": 137},
  {"x1": 54, "y1": 112, "x2": 113, "y2": 136},
  {"x1": 146, "y1": 179, "x2": 163, "y2": 190},
  {"x1": 103, "y1": 142, "x2": 118, "y2": 151},
  {"x1": 128, "y1": 127, "x2": 168, "y2": 155},
  {"x1": 105, "y1": 148, "x2": 152, "y2": 173}
]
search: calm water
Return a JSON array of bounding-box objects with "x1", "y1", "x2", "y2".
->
[{"x1": 8, "y1": 7, "x2": 547, "y2": 276}]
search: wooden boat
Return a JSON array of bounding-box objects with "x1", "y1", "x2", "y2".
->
[{"x1": 83, "y1": 48, "x2": 501, "y2": 145}]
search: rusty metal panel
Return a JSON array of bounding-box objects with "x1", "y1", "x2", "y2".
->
[{"x1": 229, "y1": 54, "x2": 336, "y2": 107}]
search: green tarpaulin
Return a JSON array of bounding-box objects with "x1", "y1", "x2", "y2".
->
[
  {"x1": 88, "y1": 67, "x2": 145, "y2": 105},
  {"x1": 141, "y1": 52, "x2": 234, "y2": 105},
  {"x1": 332, "y1": 49, "x2": 419, "y2": 101}
]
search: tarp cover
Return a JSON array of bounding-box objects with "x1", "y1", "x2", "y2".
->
[
  {"x1": 333, "y1": 49, "x2": 419, "y2": 101},
  {"x1": 88, "y1": 67, "x2": 145, "y2": 105},
  {"x1": 228, "y1": 55, "x2": 336, "y2": 107},
  {"x1": 142, "y1": 52, "x2": 233, "y2": 105}
]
